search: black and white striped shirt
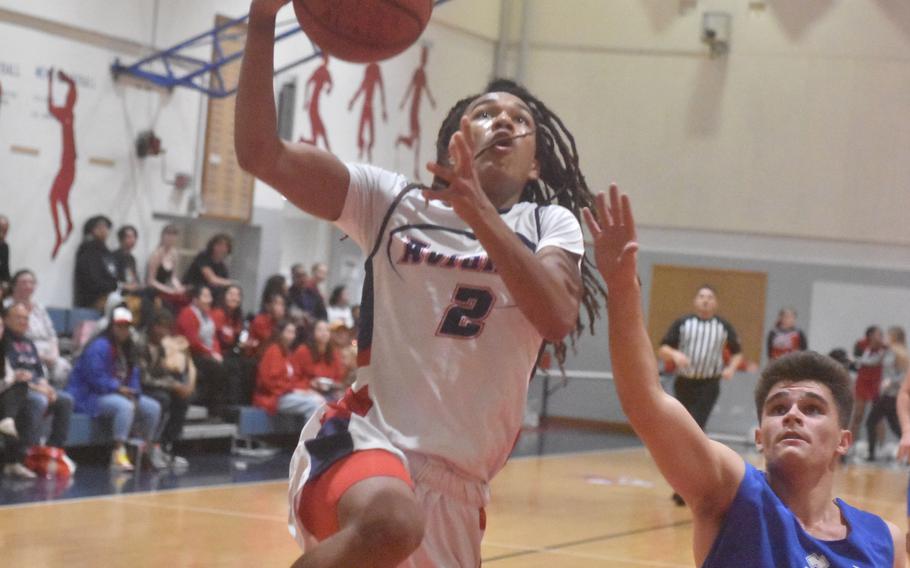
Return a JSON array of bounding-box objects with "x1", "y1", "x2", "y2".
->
[{"x1": 661, "y1": 315, "x2": 741, "y2": 379}]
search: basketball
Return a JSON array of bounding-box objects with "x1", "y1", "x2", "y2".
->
[{"x1": 293, "y1": 0, "x2": 433, "y2": 63}]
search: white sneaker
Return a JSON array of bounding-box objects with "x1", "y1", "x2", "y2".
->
[
  {"x1": 148, "y1": 445, "x2": 169, "y2": 470},
  {"x1": 169, "y1": 454, "x2": 189, "y2": 469},
  {"x1": 61, "y1": 451, "x2": 78, "y2": 475},
  {"x1": 0, "y1": 417, "x2": 18, "y2": 438},
  {"x1": 4, "y1": 462, "x2": 37, "y2": 479}
]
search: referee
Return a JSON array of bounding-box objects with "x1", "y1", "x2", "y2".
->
[{"x1": 658, "y1": 284, "x2": 742, "y2": 431}]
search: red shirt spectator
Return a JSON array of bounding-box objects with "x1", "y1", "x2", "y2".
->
[
  {"x1": 253, "y1": 330, "x2": 308, "y2": 415},
  {"x1": 292, "y1": 343, "x2": 345, "y2": 384},
  {"x1": 175, "y1": 302, "x2": 221, "y2": 359}
]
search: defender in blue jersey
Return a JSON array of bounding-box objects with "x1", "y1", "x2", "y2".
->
[{"x1": 583, "y1": 186, "x2": 906, "y2": 568}]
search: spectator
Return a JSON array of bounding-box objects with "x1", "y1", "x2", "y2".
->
[
  {"x1": 326, "y1": 285, "x2": 355, "y2": 329},
  {"x1": 138, "y1": 310, "x2": 194, "y2": 469},
  {"x1": 828, "y1": 348, "x2": 852, "y2": 370},
  {"x1": 850, "y1": 325, "x2": 886, "y2": 450},
  {"x1": 112, "y1": 225, "x2": 145, "y2": 325},
  {"x1": 259, "y1": 274, "x2": 288, "y2": 313},
  {"x1": 254, "y1": 320, "x2": 324, "y2": 418},
  {"x1": 212, "y1": 285, "x2": 256, "y2": 404},
  {"x1": 294, "y1": 320, "x2": 350, "y2": 397},
  {"x1": 182, "y1": 233, "x2": 233, "y2": 300},
  {"x1": 866, "y1": 325, "x2": 906, "y2": 461},
  {"x1": 0, "y1": 306, "x2": 34, "y2": 479},
  {"x1": 112, "y1": 225, "x2": 141, "y2": 295},
  {"x1": 658, "y1": 285, "x2": 742, "y2": 506},
  {"x1": 287, "y1": 263, "x2": 309, "y2": 323},
  {"x1": 67, "y1": 307, "x2": 161, "y2": 471},
  {"x1": 3, "y1": 269, "x2": 72, "y2": 386},
  {"x1": 146, "y1": 224, "x2": 187, "y2": 311},
  {"x1": 73, "y1": 215, "x2": 118, "y2": 311},
  {"x1": 298, "y1": 262, "x2": 328, "y2": 323},
  {"x1": 250, "y1": 292, "x2": 286, "y2": 357},
  {"x1": 766, "y1": 307, "x2": 807, "y2": 361},
  {"x1": 0, "y1": 214, "x2": 10, "y2": 289},
  {"x1": 175, "y1": 286, "x2": 238, "y2": 412},
  {"x1": 5, "y1": 302, "x2": 75, "y2": 469}
]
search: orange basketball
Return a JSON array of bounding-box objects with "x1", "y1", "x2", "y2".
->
[{"x1": 293, "y1": 0, "x2": 433, "y2": 63}]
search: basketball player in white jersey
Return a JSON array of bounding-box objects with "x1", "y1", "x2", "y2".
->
[{"x1": 236, "y1": 2, "x2": 606, "y2": 566}]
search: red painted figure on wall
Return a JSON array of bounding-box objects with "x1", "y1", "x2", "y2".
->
[
  {"x1": 299, "y1": 53, "x2": 333, "y2": 152},
  {"x1": 348, "y1": 62, "x2": 387, "y2": 163},
  {"x1": 395, "y1": 45, "x2": 436, "y2": 180},
  {"x1": 48, "y1": 68, "x2": 77, "y2": 260}
]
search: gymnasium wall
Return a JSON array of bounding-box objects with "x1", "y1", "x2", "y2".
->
[
  {"x1": 542, "y1": 237, "x2": 910, "y2": 438},
  {"x1": 0, "y1": 0, "x2": 499, "y2": 309},
  {"x1": 520, "y1": 0, "x2": 910, "y2": 246}
]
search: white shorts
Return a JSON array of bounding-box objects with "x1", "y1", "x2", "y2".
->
[{"x1": 288, "y1": 387, "x2": 490, "y2": 567}]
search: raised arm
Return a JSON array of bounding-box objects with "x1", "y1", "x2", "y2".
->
[
  {"x1": 399, "y1": 75, "x2": 414, "y2": 110},
  {"x1": 234, "y1": 0, "x2": 349, "y2": 221},
  {"x1": 897, "y1": 368, "x2": 910, "y2": 462},
  {"x1": 47, "y1": 68, "x2": 60, "y2": 116},
  {"x1": 583, "y1": 186, "x2": 744, "y2": 521},
  {"x1": 424, "y1": 76, "x2": 436, "y2": 109},
  {"x1": 378, "y1": 69, "x2": 388, "y2": 121}
]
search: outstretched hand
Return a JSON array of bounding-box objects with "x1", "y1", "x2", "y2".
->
[
  {"x1": 582, "y1": 184, "x2": 639, "y2": 289},
  {"x1": 424, "y1": 116, "x2": 493, "y2": 225}
]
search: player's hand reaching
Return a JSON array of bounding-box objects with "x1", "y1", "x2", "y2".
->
[
  {"x1": 424, "y1": 116, "x2": 495, "y2": 227},
  {"x1": 582, "y1": 184, "x2": 639, "y2": 290}
]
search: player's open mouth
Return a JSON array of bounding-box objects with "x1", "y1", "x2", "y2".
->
[
  {"x1": 779, "y1": 431, "x2": 807, "y2": 443},
  {"x1": 474, "y1": 130, "x2": 535, "y2": 159}
]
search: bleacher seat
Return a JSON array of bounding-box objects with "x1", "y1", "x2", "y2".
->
[
  {"x1": 47, "y1": 307, "x2": 71, "y2": 336},
  {"x1": 65, "y1": 413, "x2": 114, "y2": 447},
  {"x1": 70, "y1": 307, "x2": 101, "y2": 330}
]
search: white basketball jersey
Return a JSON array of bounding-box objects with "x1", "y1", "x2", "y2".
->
[{"x1": 336, "y1": 163, "x2": 584, "y2": 481}]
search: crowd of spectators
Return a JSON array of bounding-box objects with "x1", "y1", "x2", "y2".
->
[{"x1": 0, "y1": 211, "x2": 359, "y2": 479}]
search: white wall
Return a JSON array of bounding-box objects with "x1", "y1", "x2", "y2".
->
[
  {"x1": 0, "y1": 0, "x2": 497, "y2": 307},
  {"x1": 0, "y1": 20, "x2": 200, "y2": 307},
  {"x1": 521, "y1": 0, "x2": 910, "y2": 246}
]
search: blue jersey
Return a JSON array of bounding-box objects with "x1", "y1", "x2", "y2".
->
[{"x1": 703, "y1": 462, "x2": 893, "y2": 568}]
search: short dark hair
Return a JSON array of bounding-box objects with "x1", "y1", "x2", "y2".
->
[
  {"x1": 190, "y1": 285, "x2": 211, "y2": 300},
  {"x1": 696, "y1": 284, "x2": 717, "y2": 296},
  {"x1": 83, "y1": 215, "x2": 113, "y2": 236},
  {"x1": 329, "y1": 285, "x2": 346, "y2": 306},
  {"x1": 754, "y1": 351, "x2": 853, "y2": 429},
  {"x1": 865, "y1": 325, "x2": 881, "y2": 339},
  {"x1": 117, "y1": 225, "x2": 138, "y2": 241},
  {"x1": 10, "y1": 269, "x2": 35, "y2": 290}
]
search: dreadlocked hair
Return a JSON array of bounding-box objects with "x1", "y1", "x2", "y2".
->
[{"x1": 434, "y1": 78, "x2": 607, "y2": 367}]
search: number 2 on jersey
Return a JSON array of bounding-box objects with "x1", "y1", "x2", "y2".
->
[{"x1": 437, "y1": 285, "x2": 495, "y2": 338}]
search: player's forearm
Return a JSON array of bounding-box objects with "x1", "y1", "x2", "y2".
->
[
  {"x1": 234, "y1": 7, "x2": 282, "y2": 174},
  {"x1": 897, "y1": 375, "x2": 910, "y2": 433},
  {"x1": 657, "y1": 345, "x2": 680, "y2": 362},
  {"x1": 607, "y1": 279, "x2": 668, "y2": 421},
  {"x1": 725, "y1": 353, "x2": 743, "y2": 375},
  {"x1": 470, "y1": 210, "x2": 579, "y2": 342}
]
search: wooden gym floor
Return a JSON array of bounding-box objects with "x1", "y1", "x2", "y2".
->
[{"x1": 1, "y1": 445, "x2": 906, "y2": 567}]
